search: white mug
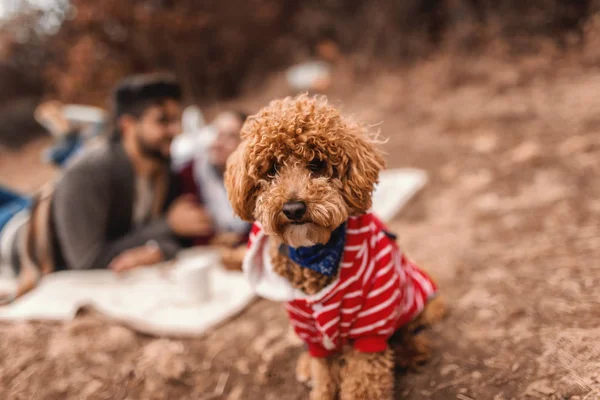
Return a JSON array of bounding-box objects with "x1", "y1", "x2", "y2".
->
[{"x1": 175, "y1": 255, "x2": 217, "y2": 304}]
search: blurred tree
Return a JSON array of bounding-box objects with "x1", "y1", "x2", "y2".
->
[
  {"x1": 0, "y1": 0, "x2": 596, "y2": 110},
  {"x1": 0, "y1": 8, "x2": 53, "y2": 146},
  {"x1": 40, "y1": 0, "x2": 301, "y2": 105}
]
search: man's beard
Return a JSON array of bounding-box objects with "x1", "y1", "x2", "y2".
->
[{"x1": 136, "y1": 132, "x2": 171, "y2": 164}]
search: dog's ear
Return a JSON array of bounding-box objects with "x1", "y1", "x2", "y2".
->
[
  {"x1": 225, "y1": 140, "x2": 258, "y2": 221},
  {"x1": 340, "y1": 129, "x2": 385, "y2": 215}
]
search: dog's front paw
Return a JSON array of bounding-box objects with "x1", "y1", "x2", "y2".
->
[
  {"x1": 309, "y1": 357, "x2": 337, "y2": 400},
  {"x1": 340, "y1": 348, "x2": 394, "y2": 400},
  {"x1": 295, "y1": 351, "x2": 312, "y2": 386},
  {"x1": 310, "y1": 386, "x2": 335, "y2": 400}
]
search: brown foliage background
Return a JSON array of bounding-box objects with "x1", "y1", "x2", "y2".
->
[{"x1": 0, "y1": 0, "x2": 599, "y2": 144}]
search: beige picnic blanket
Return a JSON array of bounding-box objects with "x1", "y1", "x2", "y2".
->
[
  {"x1": 0, "y1": 168, "x2": 427, "y2": 337},
  {"x1": 0, "y1": 248, "x2": 255, "y2": 337}
]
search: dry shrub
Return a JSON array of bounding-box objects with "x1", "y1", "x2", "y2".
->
[
  {"x1": 41, "y1": 0, "x2": 300, "y2": 105},
  {"x1": 0, "y1": 0, "x2": 597, "y2": 125},
  {"x1": 0, "y1": 10, "x2": 49, "y2": 146}
]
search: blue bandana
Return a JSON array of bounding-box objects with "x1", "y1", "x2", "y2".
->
[{"x1": 287, "y1": 223, "x2": 347, "y2": 277}]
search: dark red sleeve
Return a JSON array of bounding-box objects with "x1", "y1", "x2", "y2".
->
[
  {"x1": 176, "y1": 160, "x2": 214, "y2": 245},
  {"x1": 240, "y1": 229, "x2": 251, "y2": 246},
  {"x1": 178, "y1": 161, "x2": 202, "y2": 202}
]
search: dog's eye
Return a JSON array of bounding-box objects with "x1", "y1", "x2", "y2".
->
[
  {"x1": 308, "y1": 158, "x2": 327, "y2": 177},
  {"x1": 266, "y1": 162, "x2": 279, "y2": 178}
]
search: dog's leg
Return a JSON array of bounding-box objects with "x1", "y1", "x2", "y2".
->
[
  {"x1": 309, "y1": 356, "x2": 337, "y2": 400},
  {"x1": 419, "y1": 295, "x2": 447, "y2": 326},
  {"x1": 392, "y1": 330, "x2": 433, "y2": 371},
  {"x1": 340, "y1": 348, "x2": 394, "y2": 400},
  {"x1": 296, "y1": 351, "x2": 312, "y2": 386},
  {"x1": 390, "y1": 296, "x2": 447, "y2": 370}
]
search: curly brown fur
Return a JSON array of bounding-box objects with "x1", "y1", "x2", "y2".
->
[
  {"x1": 309, "y1": 357, "x2": 338, "y2": 400},
  {"x1": 340, "y1": 348, "x2": 395, "y2": 400},
  {"x1": 295, "y1": 348, "x2": 394, "y2": 399},
  {"x1": 390, "y1": 296, "x2": 447, "y2": 370},
  {"x1": 419, "y1": 293, "x2": 447, "y2": 326},
  {"x1": 225, "y1": 94, "x2": 385, "y2": 246},
  {"x1": 295, "y1": 351, "x2": 312, "y2": 385}
]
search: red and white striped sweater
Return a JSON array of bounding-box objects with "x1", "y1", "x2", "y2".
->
[{"x1": 244, "y1": 213, "x2": 437, "y2": 358}]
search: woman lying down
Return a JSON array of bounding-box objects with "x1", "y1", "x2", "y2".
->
[{"x1": 176, "y1": 110, "x2": 252, "y2": 270}]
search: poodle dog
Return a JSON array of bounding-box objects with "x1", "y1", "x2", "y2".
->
[{"x1": 225, "y1": 94, "x2": 444, "y2": 399}]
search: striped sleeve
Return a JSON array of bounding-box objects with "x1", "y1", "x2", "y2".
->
[
  {"x1": 286, "y1": 302, "x2": 334, "y2": 357},
  {"x1": 349, "y1": 220, "x2": 402, "y2": 353}
]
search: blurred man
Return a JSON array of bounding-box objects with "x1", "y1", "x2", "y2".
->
[
  {"x1": 178, "y1": 110, "x2": 251, "y2": 269},
  {"x1": 1, "y1": 74, "x2": 213, "y2": 301}
]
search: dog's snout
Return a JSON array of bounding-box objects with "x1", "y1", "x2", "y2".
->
[{"x1": 283, "y1": 201, "x2": 306, "y2": 221}]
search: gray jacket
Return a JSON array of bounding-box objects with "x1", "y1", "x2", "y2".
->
[{"x1": 50, "y1": 142, "x2": 181, "y2": 270}]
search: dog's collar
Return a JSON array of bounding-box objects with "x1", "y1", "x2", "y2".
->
[{"x1": 282, "y1": 223, "x2": 347, "y2": 277}]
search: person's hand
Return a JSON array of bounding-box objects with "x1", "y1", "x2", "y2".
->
[
  {"x1": 167, "y1": 195, "x2": 214, "y2": 237},
  {"x1": 219, "y1": 245, "x2": 246, "y2": 272},
  {"x1": 209, "y1": 232, "x2": 244, "y2": 247},
  {"x1": 109, "y1": 245, "x2": 164, "y2": 273},
  {"x1": 0, "y1": 291, "x2": 15, "y2": 306}
]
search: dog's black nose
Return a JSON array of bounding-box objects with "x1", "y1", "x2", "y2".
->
[{"x1": 283, "y1": 201, "x2": 306, "y2": 221}]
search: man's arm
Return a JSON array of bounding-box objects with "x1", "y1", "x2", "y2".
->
[
  {"x1": 99, "y1": 219, "x2": 180, "y2": 266},
  {"x1": 53, "y1": 162, "x2": 180, "y2": 270}
]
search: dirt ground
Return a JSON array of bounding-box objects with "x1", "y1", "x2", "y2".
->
[{"x1": 1, "y1": 48, "x2": 600, "y2": 400}]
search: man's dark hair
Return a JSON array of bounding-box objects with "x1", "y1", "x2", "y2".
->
[{"x1": 110, "y1": 73, "x2": 182, "y2": 141}]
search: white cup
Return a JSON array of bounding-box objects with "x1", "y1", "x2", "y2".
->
[{"x1": 175, "y1": 255, "x2": 217, "y2": 304}]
